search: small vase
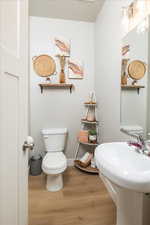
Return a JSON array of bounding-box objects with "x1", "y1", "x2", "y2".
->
[
  {"x1": 59, "y1": 69, "x2": 65, "y2": 83},
  {"x1": 121, "y1": 74, "x2": 128, "y2": 85},
  {"x1": 86, "y1": 107, "x2": 96, "y2": 122}
]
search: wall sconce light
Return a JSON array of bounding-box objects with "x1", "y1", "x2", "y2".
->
[{"x1": 122, "y1": 0, "x2": 150, "y2": 35}]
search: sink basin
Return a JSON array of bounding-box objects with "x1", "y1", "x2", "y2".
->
[{"x1": 95, "y1": 142, "x2": 150, "y2": 193}]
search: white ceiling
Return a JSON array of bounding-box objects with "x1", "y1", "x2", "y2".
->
[{"x1": 29, "y1": 0, "x2": 104, "y2": 22}]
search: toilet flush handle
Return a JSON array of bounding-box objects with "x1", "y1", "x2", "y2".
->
[{"x1": 44, "y1": 135, "x2": 48, "y2": 139}]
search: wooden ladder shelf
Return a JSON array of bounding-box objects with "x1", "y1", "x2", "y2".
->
[{"x1": 74, "y1": 101, "x2": 99, "y2": 174}]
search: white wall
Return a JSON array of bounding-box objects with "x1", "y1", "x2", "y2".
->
[
  {"x1": 30, "y1": 17, "x2": 95, "y2": 159},
  {"x1": 95, "y1": 0, "x2": 128, "y2": 142}
]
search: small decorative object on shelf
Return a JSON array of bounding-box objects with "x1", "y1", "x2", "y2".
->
[
  {"x1": 128, "y1": 60, "x2": 146, "y2": 83},
  {"x1": 84, "y1": 91, "x2": 97, "y2": 122},
  {"x1": 75, "y1": 152, "x2": 93, "y2": 168},
  {"x1": 45, "y1": 77, "x2": 51, "y2": 83},
  {"x1": 121, "y1": 60, "x2": 146, "y2": 94},
  {"x1": 78, "y1": 130, "x2": 89, "y2": 143},
  {"x1": 88, "y1": 130, "x2": 97, "y2": 144},
  {"x1": 32, "y1": 55, "x2": 56, "y2": 82},
  {"x1": 121, "y1": 58, "x2": 130, "y2": 86},
  {"x1": 86, "y1": 107, "x2": 96, "y2": 122},
  {"x1": 74, "y1": 153, "x2": 98, "y2": 173},
  {"x1": 122, "y1": 45, "x2": 130, "y2": 56},
  {"x1": 74, "y1": 91, "x2": 99, "y2": 174},
  {"x1": 56, "y1": 55, "x2": 69, "y2": 84},
  {"x1": 84, "y1": 91, "x2": 96, "y2": 105},
  {"x1": 91, "y1": 157, "x2": 97, "y2": 168}
]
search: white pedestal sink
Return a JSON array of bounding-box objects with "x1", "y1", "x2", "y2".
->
[{"x1": 95, "y1": 142, "x2": 150, "y2": 225}]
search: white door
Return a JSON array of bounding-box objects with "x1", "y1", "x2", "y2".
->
[{"x1": 0, "y1": 0, "x2": 29, "y2": 225}]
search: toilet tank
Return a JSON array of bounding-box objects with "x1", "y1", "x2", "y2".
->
[{"x1": 41, "y1": 128, "x2": 67, "y2": 152}]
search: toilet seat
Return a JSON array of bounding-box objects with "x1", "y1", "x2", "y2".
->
[{"x1": 42, "y1": 152, "x2": 67, "y2": 175}]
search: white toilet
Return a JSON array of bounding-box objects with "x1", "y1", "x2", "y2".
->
[{"x1": 41, "y1": 128, "x2": 67, "y2": 192}]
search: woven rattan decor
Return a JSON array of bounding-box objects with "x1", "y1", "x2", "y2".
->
[
  {"x1": 33, "y1": 55, "x2": 56, "y2": 77},
  {"x1": 128, "y1": 60, "x2": 146, "y2": 80}
]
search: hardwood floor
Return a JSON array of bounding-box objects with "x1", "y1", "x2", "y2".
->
[{"x1": 29, "y1": 167, "x2": 116, "y2": 225}]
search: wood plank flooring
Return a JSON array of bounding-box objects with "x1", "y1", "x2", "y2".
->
[{"x1": 29, "y1": 167, "x2": 116, "y2": 225}]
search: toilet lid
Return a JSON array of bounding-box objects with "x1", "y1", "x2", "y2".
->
[{"x1": 43, "y1": 152, "x2": 67, "y2": 170}]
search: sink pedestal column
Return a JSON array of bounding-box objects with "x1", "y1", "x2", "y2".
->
[
  {"x1": 100, "y1": 174, "x2": 150, "y2": 225},
  {"x1": 116, "y1": 187, "x2": 143, "y2": 225}
]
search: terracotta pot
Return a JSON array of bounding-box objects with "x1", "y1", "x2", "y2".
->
[{"x1": 78, "y1": 130, "x2": 88, "y2": 143}]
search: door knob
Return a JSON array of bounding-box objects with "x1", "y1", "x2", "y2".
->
[{"x1": 23, "y1": 136, "x2": 34, "y2": 151}]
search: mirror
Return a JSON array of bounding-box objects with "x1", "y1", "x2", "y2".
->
[{"x1": 120, "y1": 16, "x2": 150, "y2": 138}]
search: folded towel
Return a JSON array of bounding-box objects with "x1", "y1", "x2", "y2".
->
[{"x1": 120, "y1": 125, "x2": 143, "y2": 133}]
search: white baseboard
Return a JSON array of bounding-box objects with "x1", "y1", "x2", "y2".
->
[{"x1": 67, "y1": 158, "x2": 74, "y2": 167}]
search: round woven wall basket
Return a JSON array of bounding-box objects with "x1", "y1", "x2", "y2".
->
[
  {"x1": 128, "y1": 60, "x2": 146, "y2": 80},
  {"x1": 33, "y1": 55, "x2": 56, "y2": 77}
]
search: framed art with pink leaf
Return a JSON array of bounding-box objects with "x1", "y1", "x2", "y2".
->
[
  {"x1": 54, "y1": 37, "x2": 71, "y2": 57},
  {"x1": 68, "y1": 58, "x2": 84, "y2": 79}
]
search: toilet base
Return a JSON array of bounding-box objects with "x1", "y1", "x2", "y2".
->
[{"x1": 46, "y1": 174, "x2": 63, "y2": 192}]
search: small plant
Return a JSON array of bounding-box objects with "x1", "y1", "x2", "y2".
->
[
  {"x1": 89, "y1": 130, "x2": 97, "y2": 136},
  {"x1": 88, "y1": 130, "x2": 97, "y2": 144}
]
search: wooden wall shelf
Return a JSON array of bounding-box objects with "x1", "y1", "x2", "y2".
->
[
  {"x1": 121, "y1": 85, "x2": 145, "y2": 94},
  {"x1": 39, "y1": 83, "x2": 73, "y2": 94}
]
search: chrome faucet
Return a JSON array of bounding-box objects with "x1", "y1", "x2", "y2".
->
[
  {"x1": 128, "y1": 133, "x2": 150, "y2": 156},
  {"x1": 120, "y1": 128, "x2": 146, "y2": 154},
  {"x1": 128, "y1": 133, "x2": 146, "y2": 154},
  {"x1": 121, "y1": 128, "x2": 150, "y2": 156}
]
